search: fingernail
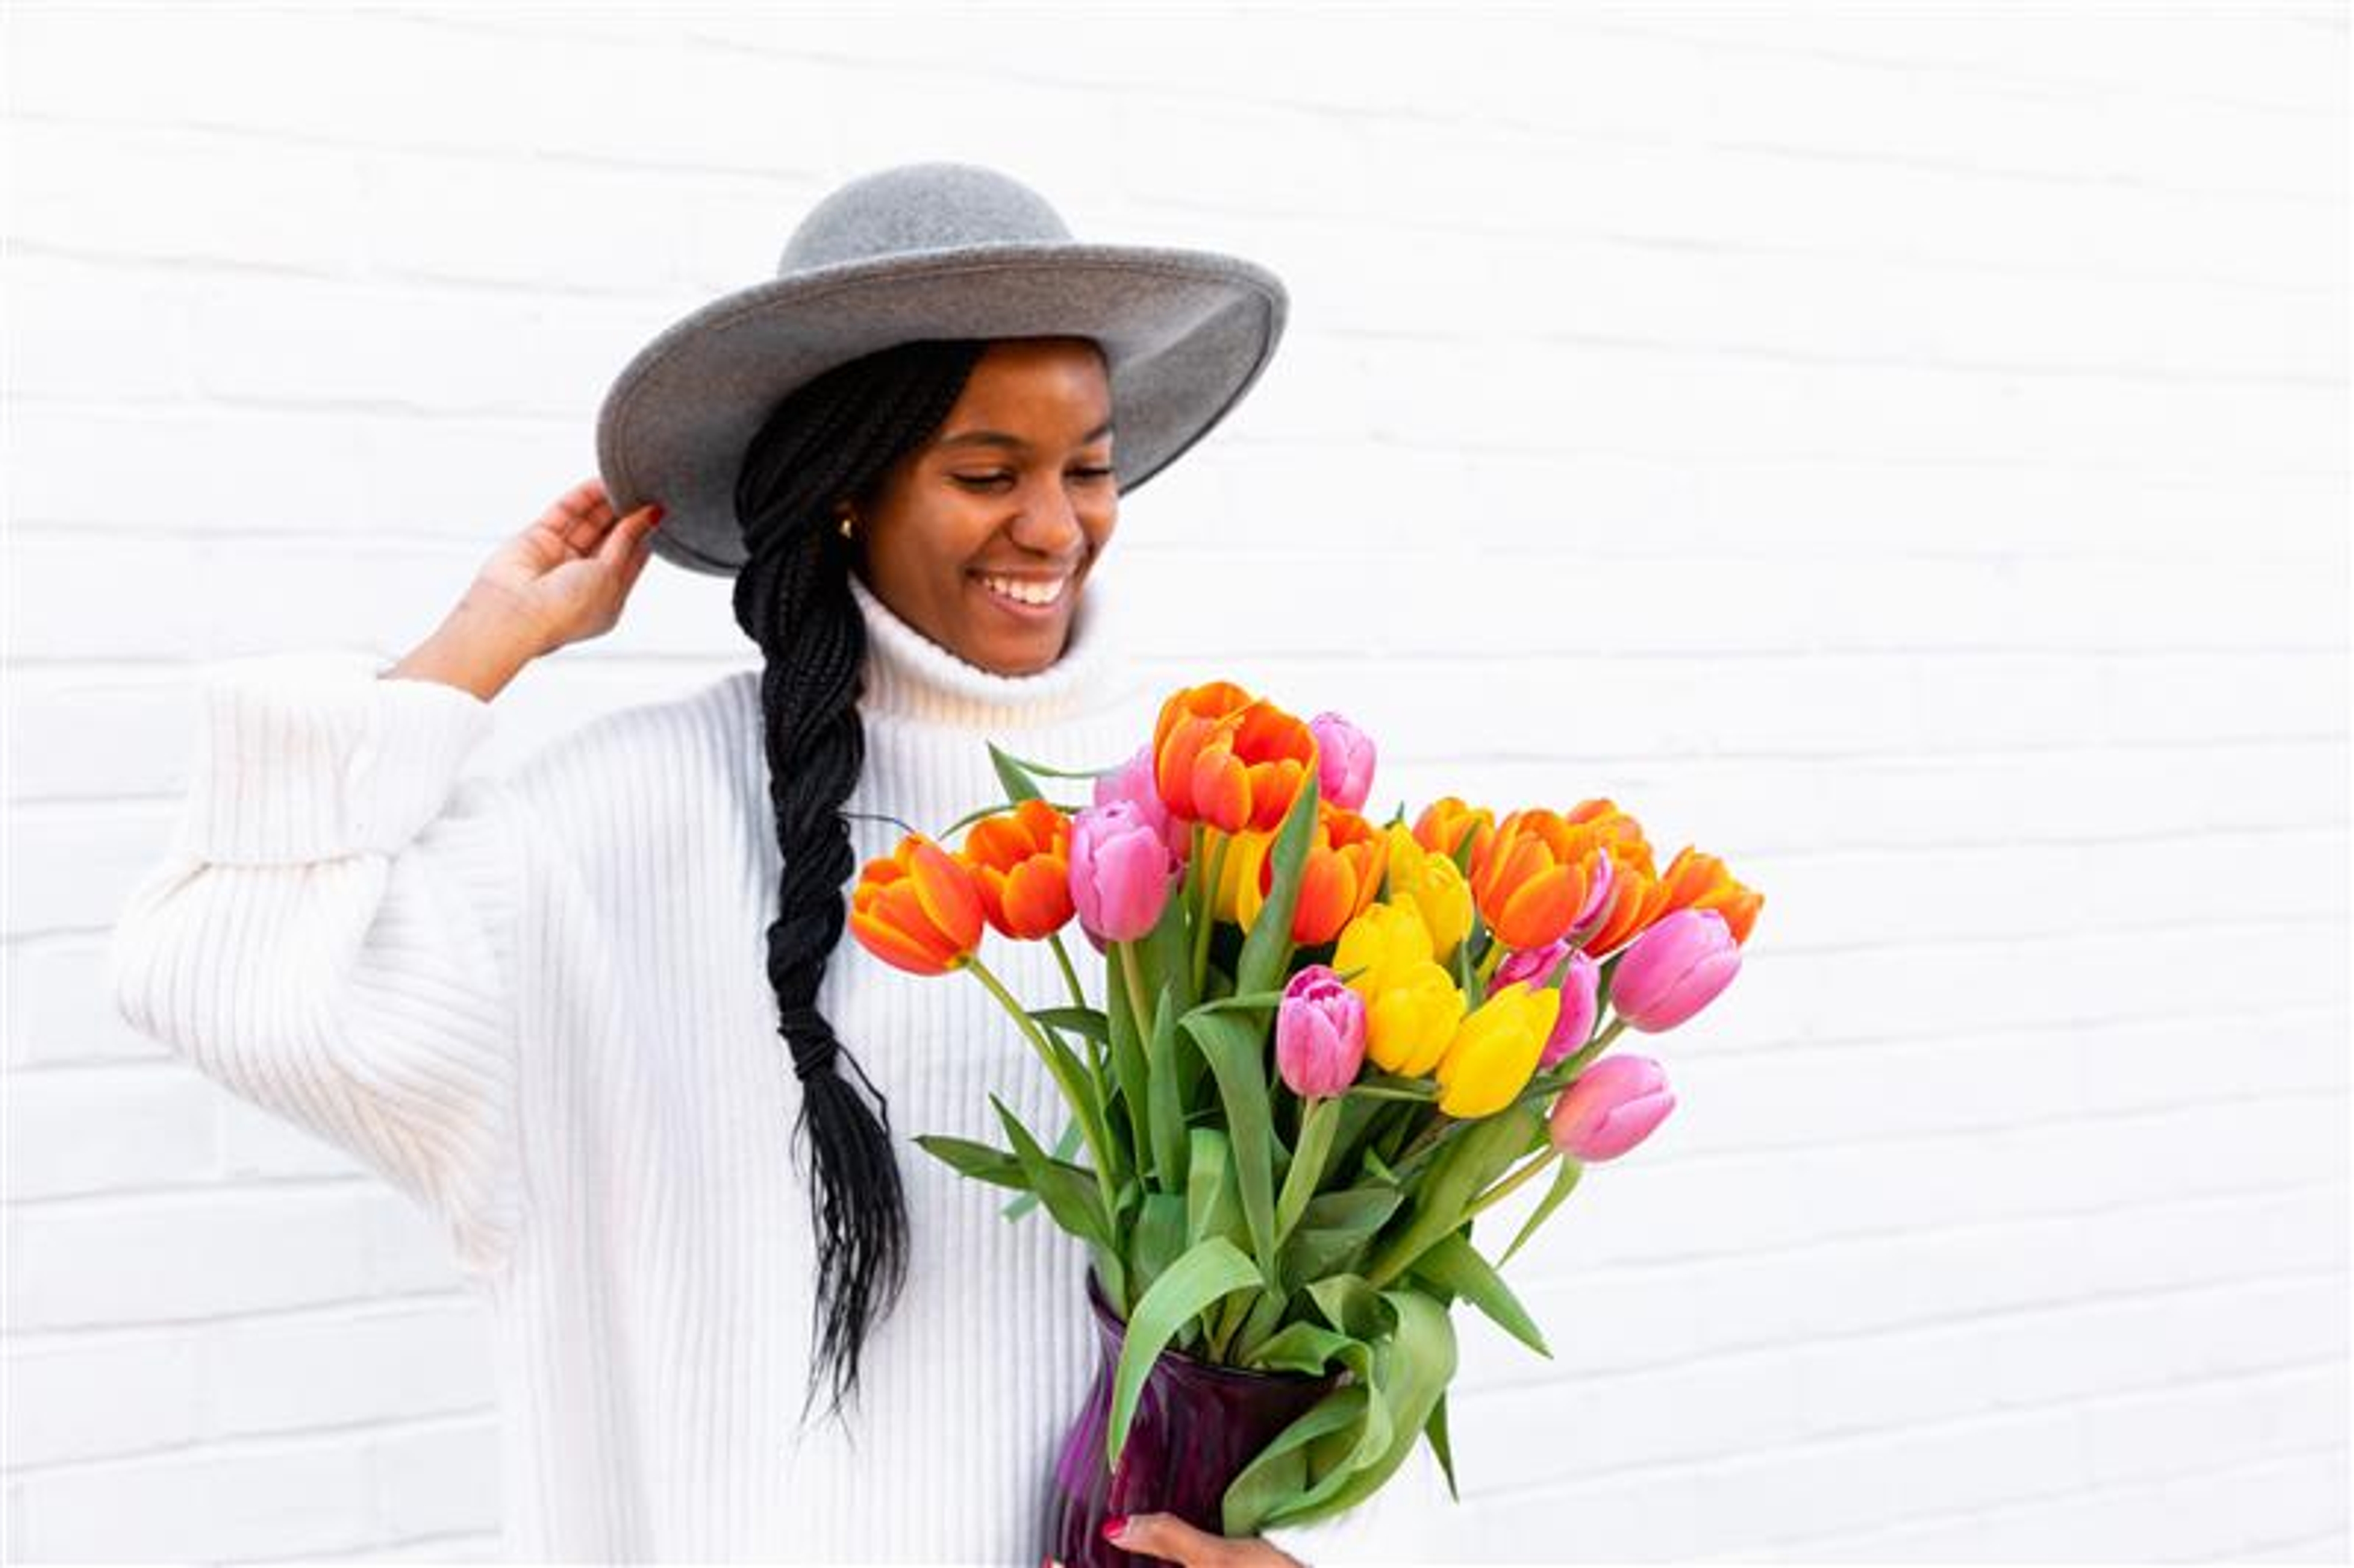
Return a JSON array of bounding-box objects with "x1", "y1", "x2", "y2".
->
[
  {"x1": 647, "y1": 504, "x2": 665, "y2": 525},
  {"x1": 1101, "y1": 1515, "x2": 1129, "y2": 1544}
]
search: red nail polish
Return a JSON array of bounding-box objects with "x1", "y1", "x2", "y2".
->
[{"x1": 1101, "y1": 1515, "x2": 1129, "y2": 1544}]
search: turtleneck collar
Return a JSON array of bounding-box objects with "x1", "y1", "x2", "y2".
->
[{"x1": 846, "y1": 566, "x2": 1132, "y2": 729}]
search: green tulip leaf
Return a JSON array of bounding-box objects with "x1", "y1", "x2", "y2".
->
[
  {"x1": 1129, "y1": 1191, "x2": 1189, "y2": 1304},
  {"x1": 912, "y1": 1133, "x2": 1025, "y2": 1191},
  {"x1": 1410, "y1": 1230, "x2": 1551, "y2": 1357},
  {"x1": 1235, "y1": 769, "x2": 1322, "y2": 1000},
  {"x1": 1186, "y1": 1127, "x2": 1247, "y2": 1254},
  {"x1": 1219, "y1": 1384, "x2": 1371, "y2": 1538},
  {"x1": 986, "y1": 742, "x2": 1044, "y2": 804},
  {"x1": 999, "y1": 1112, "x2": 1086, "y2": 1219},
  {"x1": 989, "y1": 1095, "x2": 1108, "y2": 1251},
  {"x1": 1179, "y1": 1007, "x2": 1282, "y2": 1282},
  {"x1": 1498, "y1": 1155, "x2": 1585, "y2": 1269},
  {"x1": 1145, "y1": 980, "x2": 1190, "y2": 1195},
  {"x1": 1107, "y1": 1235, "x2": 1262, "y2": 1471},
  {"x1": 1029, "y1": 1005, "x2": 1111, "y2": 1046}
]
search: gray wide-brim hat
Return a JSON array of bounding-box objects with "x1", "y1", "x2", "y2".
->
[{"x1": 596, "y1": 160, "x2": 1290, "y2": 578}]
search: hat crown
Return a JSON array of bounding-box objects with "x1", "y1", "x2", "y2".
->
[{"x1": 778, "y1": 161, "x2": 1075, "y2": 276}]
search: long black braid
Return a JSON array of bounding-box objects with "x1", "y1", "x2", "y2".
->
[{"x1": 729, "y1": 337, "x2": 991, "y2": 1431}]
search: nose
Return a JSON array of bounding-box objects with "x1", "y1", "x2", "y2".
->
[{"x1": 1007, "y1": 478, "x2": 1089, "y2": 558}]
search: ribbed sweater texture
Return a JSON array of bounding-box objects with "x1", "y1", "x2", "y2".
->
[{"x1": 107, "y1": 568, "x2": 1449, "y2": 1565}]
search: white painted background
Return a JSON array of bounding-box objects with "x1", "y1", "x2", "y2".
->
[{"x1": 6, "y1": 3, "x2": 2348, "y2": 1562}]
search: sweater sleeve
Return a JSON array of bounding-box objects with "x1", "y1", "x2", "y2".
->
[{"x1": 106, "y1": 649, "x2": 529, "y2": 1279}]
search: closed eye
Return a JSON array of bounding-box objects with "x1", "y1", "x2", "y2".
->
[{"x1": 954, "y1": 466, "x2": 1116, "y2": 489}]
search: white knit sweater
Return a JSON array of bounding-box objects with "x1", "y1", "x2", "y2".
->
[{"x1": 107, "y1": 567, "x2": 1452, "y2": 1566}]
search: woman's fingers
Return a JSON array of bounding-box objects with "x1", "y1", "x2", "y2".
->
[{"x1": 596, "y1": 503, "x2": 661, "y2": 573}]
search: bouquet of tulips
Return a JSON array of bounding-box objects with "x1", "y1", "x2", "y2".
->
[{"x1": 847, "y1": 679, "x2": 1763, "y2": 1536}]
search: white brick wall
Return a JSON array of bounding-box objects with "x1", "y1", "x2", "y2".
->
[{"x1": 6, "y1": 4, "x2": 2345, "y2": 1562}]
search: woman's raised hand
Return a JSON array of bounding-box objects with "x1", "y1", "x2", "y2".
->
[
  {"x1": 473, "y1": 476, "x2": 666, "y2": 659},
  {"x1": 383, "y1": 478, "x2": 665, "y2": 702}
]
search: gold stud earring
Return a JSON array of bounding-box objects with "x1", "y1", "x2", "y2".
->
[{"x1": 837, "y1": 510, "x2": 856, "y2": 541}]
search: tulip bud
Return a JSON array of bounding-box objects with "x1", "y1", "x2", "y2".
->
[
  {"x1": 1363, "y1": 961, "x2": 1466, "y2": 1077},
  {"x1": 1308, "y1": 711, "x2": 1377, "y2": 813},
  {"x1": 1433, "y1": 980, "x2": 1560, "y2": 1118},
  {"x1": 1548, "y1": 1054, "x2": 1675, "y2": 1160},
  {"x1": 1275, "y1": 964, "x2": 1368, "y2": 1098},
  {"x1": 1610, "y1": 908, "x2": 1741, "y2": 1032},
  {"x1": 1068, "y1": 801, "x2": 1181, "y2": 945}
]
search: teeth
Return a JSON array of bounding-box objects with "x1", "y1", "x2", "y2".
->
[{"x1": 980, "y1": 574, "x2": 1065, "y2": 607}]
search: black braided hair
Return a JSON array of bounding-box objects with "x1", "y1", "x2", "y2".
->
[{"x1": 729, "y1": 337, "x2": 992, "y2": 1432}]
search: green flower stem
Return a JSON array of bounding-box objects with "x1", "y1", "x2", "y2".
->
[
  {"x1": 1465, "y1": 1146, "x2": 1560, "y2": 1220},
  {"x1": 1395, "y1": 1109, "x2": 1457, "y2": 1166},
  {"x1": 1046, "y1": 931, "x2": 1090, "y2": 1014},
  {"x1": 1556, "y1": 1013, "x2": 1632, "y2": 1079},
  {"x1": 1116, "y1": 938, "x2": 1156, "y2": 1052},
  {"x1": 962, "y1": 954, "x2": 1119, "y2": 1222}
]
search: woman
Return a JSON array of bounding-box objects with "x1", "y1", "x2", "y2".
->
[{"x1": 109, "y1": 163, "x2": 1440, "y2": 1564}]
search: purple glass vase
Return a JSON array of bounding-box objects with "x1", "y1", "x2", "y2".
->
[{"x1": 1038, "y1": 1268, "x2": 1345, "y2": 1567}]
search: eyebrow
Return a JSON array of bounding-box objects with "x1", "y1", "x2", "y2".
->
[{"x1": 935, "y1": 419, "x2": 1114, "y2": 452}]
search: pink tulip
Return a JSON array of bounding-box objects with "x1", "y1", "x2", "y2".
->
[
  {"x1": 1491, "y1": 937, "x2": 1574, "y2": 993},
  {"x1": 1548, "y1": 1054, "x2": 1675, "y2": 1161},
  {"x1": 1068, "y1": 800, "x2": 1181, "y2": 944},
  {"x1": 1275, "y1": 964, "x2": 1367, "y2": 1098},
  {"x1": 1094, "y1": 744, "x2": 1191, "y2": 864},
  {"x1": 1490, "y1": 940, "x2": 1602, "y2": 1070},
  {"x1": 1308, "y1": 712, "x2": 1377, "y2": 813},
  {"x1": 1563, "y1": 852, "x2": 1615, "y2": 948},
  {"x1": 1541, "y1": 951, "x2": 1601, "y2": 1069},
  {"x1": 1609, "y1": 908, "x2": 1740, "y2": 1032}
]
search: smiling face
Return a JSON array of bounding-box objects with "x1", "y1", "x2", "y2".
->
[{"x1": 843, "y1": 336, "x2": 1118, "y2": 676}]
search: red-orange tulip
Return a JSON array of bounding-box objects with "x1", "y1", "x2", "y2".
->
[
  {"x1": 960, "y1": 797, "x2": 1076, "y2": 942},
  {"x1": 848, "y1": 833, "x2": 986, "y2": 976},
  {"x1": 1469, "y1": 808, "x2": 1614, "y2": 952},
  {"x1": 1243, "y1": 802, "x2": 1387, "y2": 946},
  {"x1": 1155, "y1": 684, "x2": 1319, "y2": 835}
]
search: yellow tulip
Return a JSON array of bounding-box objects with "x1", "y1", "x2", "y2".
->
[
  {"x1": 1364, "y1": 960, "x2": 1468, "y2": 1076},
  {"x1": 1383, "y1": 823, "x2": 1474, "y2": 959},
  {"x1": 1434, "y1": 981, "x2": 1562, "y2": 1117},
  {"x1": 1209, "y1": 828, "x2": 1273, "y2": 927},
  {"x1": 1333, "y1": 900, "x2": 1433, "y2": 999}
]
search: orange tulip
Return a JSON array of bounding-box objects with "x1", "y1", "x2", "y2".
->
[
  {"x1": 1219, "y1": 802, "x2": 1384, "y2": 947},
  {"x1": 1579, "y1": 856, "x2": 1666, "y2": 959},
  {"x1": 1412, "y1": 796, "x2": 1497, "y2": 881},
  {"x1": 1647, "y1": 844, "x2": 1764, "y2": 948},
  {"x1": 1469, "y1": 808, "x2": 1615, "y2": 952},
  {"x1": 960, "y1": 797, "x2": 1076, "y2": 941},
  {"x1": 1240, "y1": 802, "x2": 1386, "y2": 946},
  {"x1": 1152, "y1": 680, "x2": 1255, "y2": 824},
  {"x1": 1155, "y1": 685, "x2": 1319, "y2": 835},
  {"x1": 848, "y1": 833, "x2": 986, "y2": 976},
  {"x1": 1565, "y1": 798, "x2": 1656, "y2": 879}
]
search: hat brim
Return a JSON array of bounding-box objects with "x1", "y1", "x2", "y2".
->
[{"x1": 595, "y1": 242, "x2": 1287, "y2": 577}]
